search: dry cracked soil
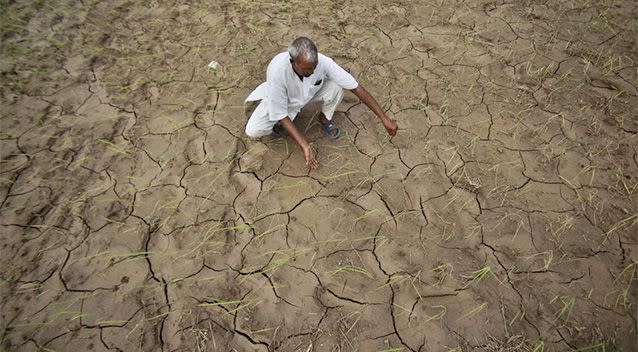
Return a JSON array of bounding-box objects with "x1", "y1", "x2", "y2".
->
[{"x1": 1, "y1": 0, "x2": 637, "y2": 351}]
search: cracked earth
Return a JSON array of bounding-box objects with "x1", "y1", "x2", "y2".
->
[{"x1": 1, "y1": 0, "x2": 637, "y2": 351}]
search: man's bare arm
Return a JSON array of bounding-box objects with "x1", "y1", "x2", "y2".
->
[
  {"x1": 350, "y1": 85, "x2": 398, "y2": 136},
  {"x1": 279, "y1": 117, "x2": 318, "y2": 170}
]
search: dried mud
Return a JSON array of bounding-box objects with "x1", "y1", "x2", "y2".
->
[{"x1": 1, "y1": 0, "x2": 637, "y2": 351}]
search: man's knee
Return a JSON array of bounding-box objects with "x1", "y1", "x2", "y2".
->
[
  {"x1": 322, "y1": 81, "x2": 344, "y2": 104},
  {"x1": 244, "y1": 101, "x2": 271, "y2": 138},
  {"x1": 245, "y1": 124, "x2": 267, "y2": 138}
]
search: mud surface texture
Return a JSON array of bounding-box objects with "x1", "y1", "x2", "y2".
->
[{"x1": 1, "y1": 1, "x2": 637, "y2": 351}]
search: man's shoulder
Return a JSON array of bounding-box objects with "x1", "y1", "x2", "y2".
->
[
  {"x1": 318, "y1": 52, "x2": 330, "y2": 60},
  {"x1": 266, "y1": 52, "x2": 290, "y2": 77},
  {"x1": 318, "y1": 53, "x2": 343, "y2": 70},
  {"x1": 269, "y1": 52, "x2": 290, "y2": 68},
  {"x1": 317, "y1": 52, "x2": 333, "y2": 64}
]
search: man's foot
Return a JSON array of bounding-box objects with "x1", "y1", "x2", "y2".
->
[
  {"x1": 318, "y1": 113, "x2": 341, "y2": 140},
  {"x1": 272, "y1": 122, "x2": 286, "y2": 137},
  {"x1": 320, "y1": 121, "x2": 341, "y2": 140}
]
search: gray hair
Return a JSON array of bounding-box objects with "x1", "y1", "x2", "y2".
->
[{"x1": 288, "y1": 37, "x2": 317, "y2": 63}]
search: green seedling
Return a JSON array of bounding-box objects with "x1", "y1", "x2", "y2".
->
[
  {"x1": 200, "y1": 297, "x2": 261, "y2": 315},
  {"x1": 8, "y1": 309, "x2": 83, "y2": 329},
  {"x1": 610, "y1": 264, "x2": 635, "y2": 307},
  {"x1": 568, "y1": 342, "x2": 604, "y2": 352},
  {"x1": 443, "y1": 190, "x2": 460, "y2": 210},
  {"x1": 432, "y1": 263, "x2": 453, "y2": 285},
  {"x1": 550, "y1": 295, "x2": 575, "y2": 321},
  {"x1": 613, "y1": 262, "x2": 636, "y2": 284},
  {"x1": 343, "y1": 312, "x2": 361, "y2": 336},
  {"x1": 96, "y1": 319, "x2": 129, "y2": 326},
  {"x1": 377, "y1": 274, "x2": 409, "y2": 290},
  {"x1": 509, "y1": 305, "x2": 526, "y2": 326},
  {"x1": 524, "y1": 250, "x2": 553, "y2": 271},
  {"x1": 254, "y1": 224, "x2": 286, "y2": 241},
  {"x1": 251, "y1": 327, "x2": 276, "y2": 334},
  {"x1": 323, "y1": 169, "x2": 362, "y2": 182},
  {"x1": 261, "y1": 247, "x2": 313, "y2": 258},
  {"x1": 424, "y1": 305, "x2": 447, "y2": 322},
  {"x1": 99, "y1": 139, "x2": 130, "y2": 156},
  {"x1": 198, "y1": 299, "x2": 243, "y2": 307},
  {"x1": 461, "y1": 266, "x2": 493, "y2": 288},
  {"x1": 143, "y1": 311, "x2": 171, "y2": 323},
  {"x1": 197, "y1": 159, "x2": 235, "y2": 206},
  {"x1": 532, "y1": 340, "x2": 544, "y2": 352},
  {"x1": 342, "y1": 175, "x2": 376, "y2": 200},
  {"x1": 458, "y1": 302, "x2": 487, "y2": 320},
  {"x1": 353, "y1": 209, "x2": 380, "y2": 223},
  {"x1": 392, "y1": 303, "x2": 412, "y2": 316},
  {"x1": 241, "y1": 257, "x2": 291, "y2": 283},
  {"x1": 180, "y1": 223, "x2": 252, "y2": 258},
  {"x1": 329, "y1": 265, "x2": 373, "y2": 278},
  {"x1": 267, "y1": 282, "x2": 285, "y2": 289},
  {"x1": 602, "y1": 213, "x2": 638, "y2": 245}
]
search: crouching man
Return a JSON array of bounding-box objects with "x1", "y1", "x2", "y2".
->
[{"x1": 245, "y1": 36, "x2": 398, "y2": 170}]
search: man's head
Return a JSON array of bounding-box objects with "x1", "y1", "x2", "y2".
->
[{"x1": 288, "y1": 37, "x2": 318, "y2": 78}]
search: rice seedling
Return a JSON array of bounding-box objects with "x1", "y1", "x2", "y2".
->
[
  {"x1": 432, "y1": 262, "x2": 453, "y2": 285},
  {"x1": 610, "y1": 262, "x2": 636, "y2": 313},
  {"x1": 377, "y1": 274, "x2": 410, "y2": 290},
  {"x1": 179, "y1": 223, "x2": 252, "y2": 259},
  {"x1": 341, "y1": 175, "x2": 376, "y2": 200},
  {"x1": 424, "y1": 305, "x2": 447, "y2": 322},
  {"x1": 567, "y1": 341, "x2": 605, "y2": 352},
  {"x1": 254, "y1": 223, "x2": 286, "y2": 241},
  {"x1": 509, "y1": 305, "x2": 526, "y2": 326},
  {"x1": 103, "y1": 251, "x2": 154, "y2": 269},
  {"x1": 550, "y1": 295, "x2": 575, "y2": 321},
  {"x1": 532, "y1": 340, "x2": 544, "y2": 352},
  {"x1": 458, "y1": 302, "x2": 487, "y2": 320},
  {"x1": 250, "y1": 327, "x2": 277, "y2": 334},
  {"x1": 353, "y1": 208, "x2": 380, "y2": 224},
  {"x1": 601, "y1": 212, "x2": 638, "y2": 245},
  {"x1": 261, "y1": 247, "x2": 313, "y2": 258},
  {"x1": 247, "y1": 257, "x2": 291, "y2": 279},
  {"x1": 195, "y1": 159, "x2": 235, "y2": 206},
  {"x1": 541, "y1": 251, "x2": 553, "y2": 271},
  {"x1": 461, "y1": 266, "x2": 492, "y2": 288},
  {"x1": 7, "y1": 309, "x2": 83, "y2": 329},
  {"x1": 198, "y1": 299, "x2": 244, "y2": 307},
  {"x1": 97, "y1": 138, "x2": 131, "y2": 157},
  {"x1": 329, "y1": 264, "x2": 373, "y2": 279}
]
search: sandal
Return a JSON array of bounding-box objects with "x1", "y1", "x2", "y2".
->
[
  {"x1": 272, "y1": 122, "x2": 286, "y2": 138},
  {"x1": 321, "y1": 121, "x2": 341, "y2": 140}
]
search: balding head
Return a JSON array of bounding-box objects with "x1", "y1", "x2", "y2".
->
[{"x1": 288, "y1": 37, "x2": 318, "y2": 63}]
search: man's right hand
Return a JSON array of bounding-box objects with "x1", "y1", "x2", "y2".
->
[
  {"x1": 303, "y1": 146, "x2": 318, "y2": 170},
  {"x1": 279, "y1": 117, "x2": 318, "y2": 170},
  {"x1": 383, "y1": 118, "x2": 398, "y2": 136}
]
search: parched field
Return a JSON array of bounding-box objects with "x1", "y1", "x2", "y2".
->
[{"x1": 1, "y1": 0, "x2": 637, "y2": 351}]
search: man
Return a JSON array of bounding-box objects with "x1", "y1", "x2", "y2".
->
[{"x1": 245, "y1": 37, "x2": 398, "y2": 170}]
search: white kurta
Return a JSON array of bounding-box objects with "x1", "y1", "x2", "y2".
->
[{"x1": 244, "y1": 52, "x2": 358, "y2": 137}]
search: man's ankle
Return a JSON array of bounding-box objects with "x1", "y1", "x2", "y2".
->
[{"x1": 317, "y1": 114, "x2": 330, "y2": 125}]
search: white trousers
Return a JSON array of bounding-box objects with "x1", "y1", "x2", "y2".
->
[{"x1": 245, "y1": 80, "x2": 344, "y2": 138}]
